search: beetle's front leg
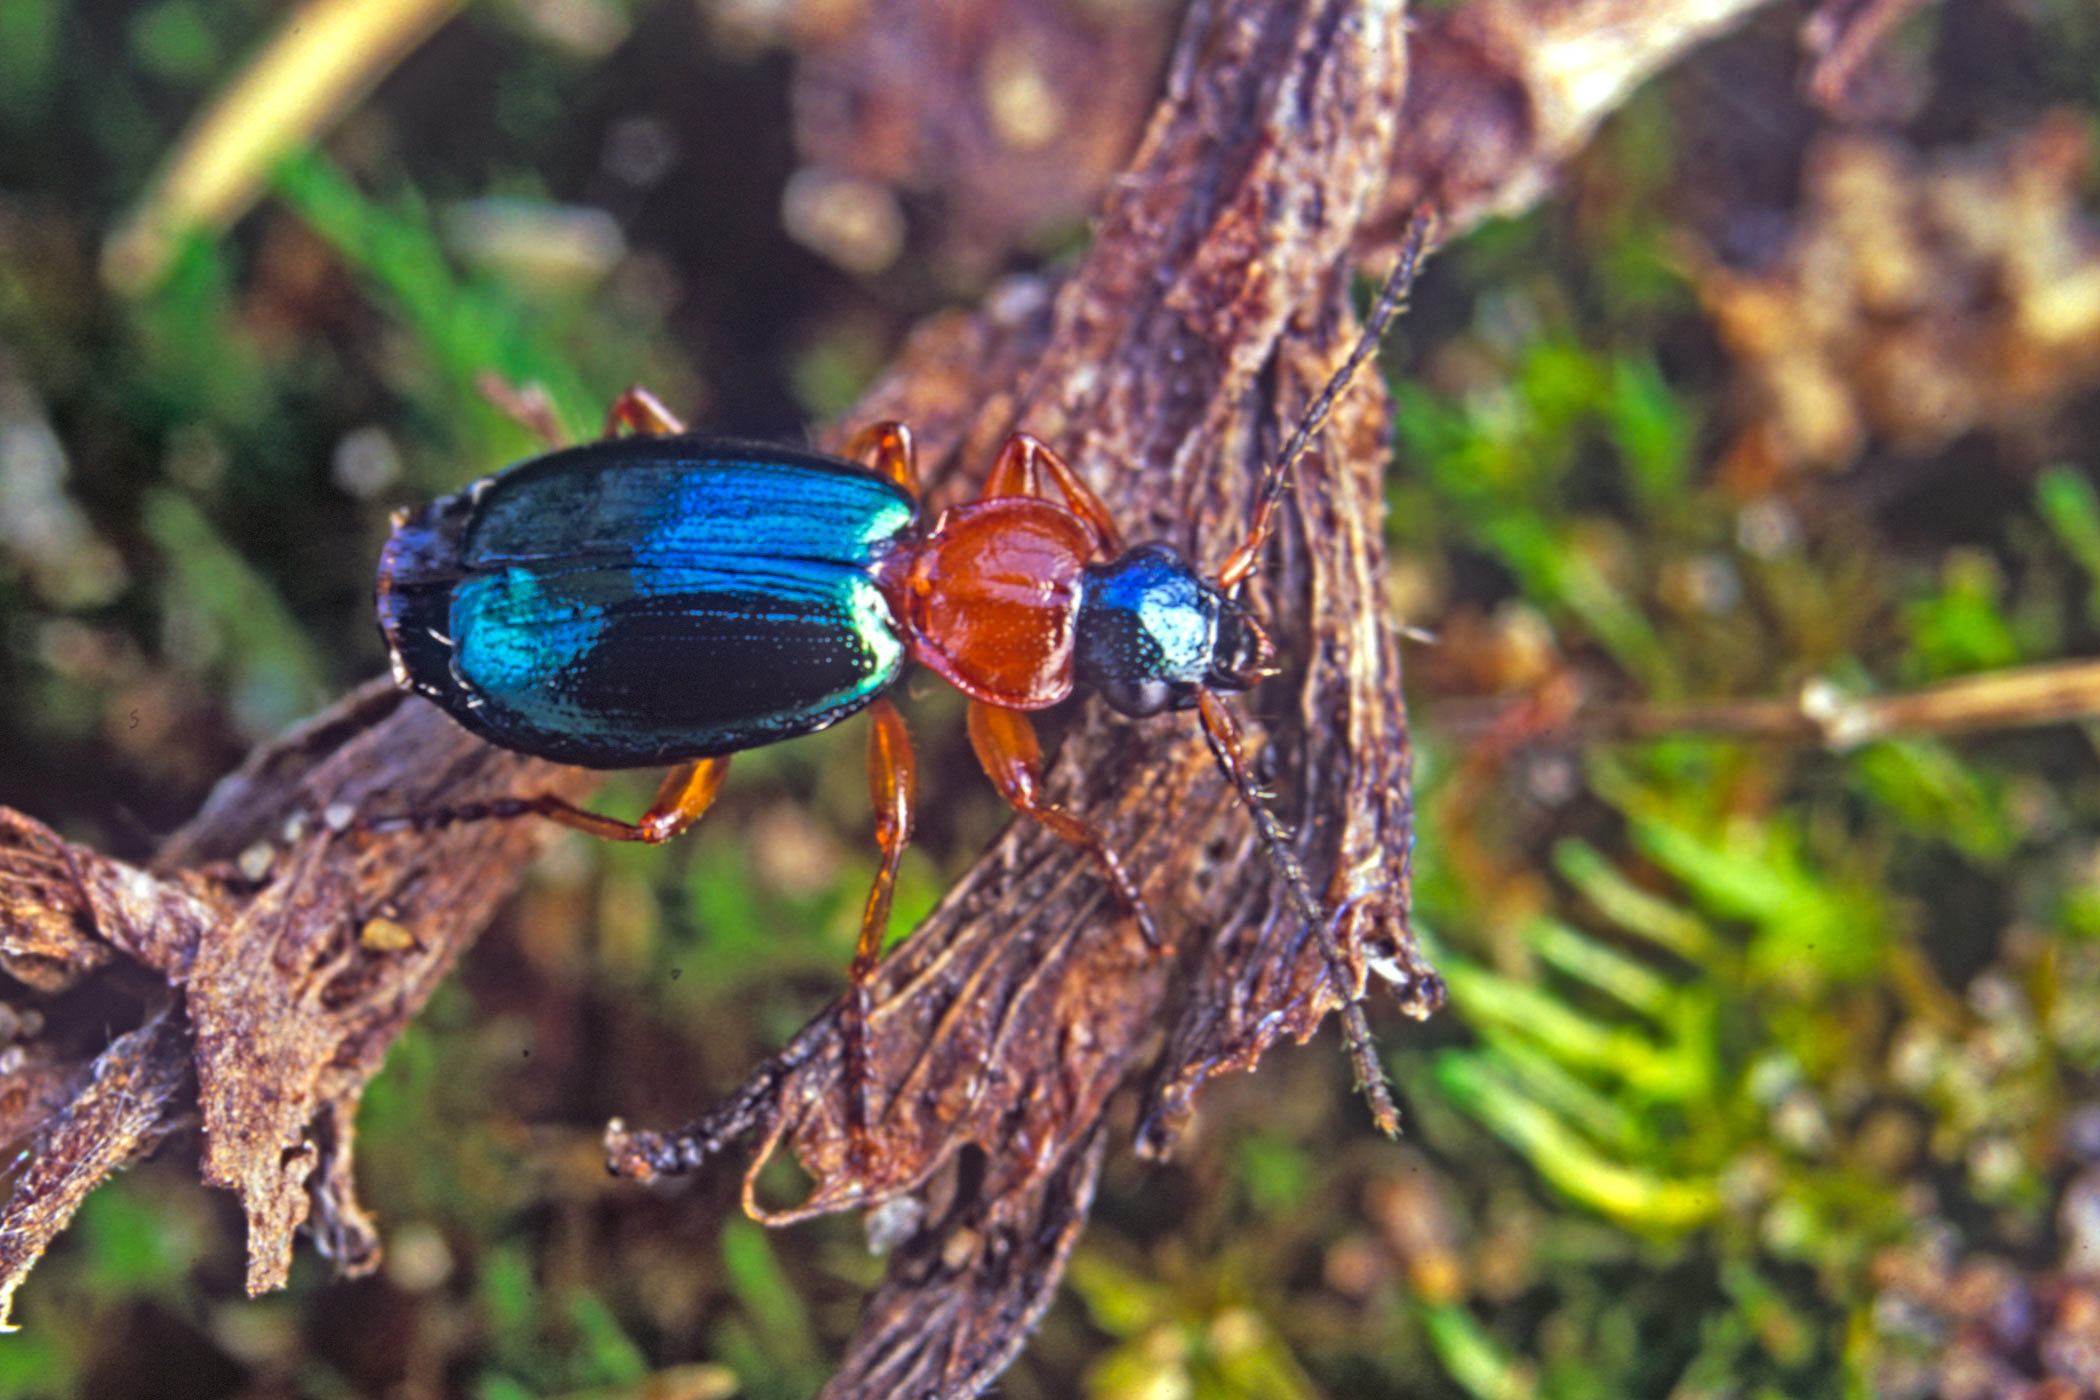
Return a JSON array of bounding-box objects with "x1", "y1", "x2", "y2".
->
[
  {"x1": 965, "y1": 699, "x2": 1162, "y2": 949},
  {"x1": 983, "y1": 433, "x2": 1125, "y2": 556}
]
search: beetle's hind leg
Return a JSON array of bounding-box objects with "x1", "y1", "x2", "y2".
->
[
  {"x1": 475, "y1": 375, "x2": 570, "y2": 448},
  {"x1": 366, "y1": 756, "x2": 730, "y2": 845},
  {"x1": 841, "y1": 420, "x2": 918, "y2": 497},
  {"x1": 842, "y1": 697, "x2": 917, "y2": 1171},
  {"x1": 602, "y1": 385, "x2": 686, "y2": 438},
  {"x1": 467, "y1": 380, "x2": 687, "y2": 449},
  {"x1": 965, "y1": 699, "x2": 1162, "y2": 949}
]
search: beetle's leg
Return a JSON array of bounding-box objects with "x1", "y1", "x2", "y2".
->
[
  {"x1": 523, "y1": 757, "x2": 730, "y2": 842},
  {"x1": 984, "y1": 433, "x2": 1125, "y2": 557},
  {"x1": 375, "y1": 757, "x2": 730, "y2": 844},
  {"x1": 845, "y1": 697, "x2": 917, "y2": 1165},
  {"x1": 630, "y1": 756, "x2": 732, "y2": 841},
  {"x1": 602, "y1": 385, "x2": 687, "y2": 438},
  {"x1": 476, "y1": 373, "x2": 570, "y2": 448},
  {"x1": 842, "y1": 421, "x2": 918, "y2": 498},
  {"x1": 965, "y1": 699, "x2": 1162, "y2": 948}
]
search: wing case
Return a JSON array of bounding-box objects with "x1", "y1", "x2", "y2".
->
[{"x1": 378, "y1": 436, "x2": 916, "y2": 768}]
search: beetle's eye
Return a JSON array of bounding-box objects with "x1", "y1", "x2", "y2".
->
[{"x1": 1098, "y1": 677, "x2": 1173, "y2": 717}]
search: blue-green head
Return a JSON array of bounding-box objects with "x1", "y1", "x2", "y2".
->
[{"x1": 1071, "y1": 542, "x2": 1274, "y2": 717}]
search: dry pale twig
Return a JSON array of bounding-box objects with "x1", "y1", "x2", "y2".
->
[{"x1": 1435, "y1": 658, "x2": 2100, "y2": 749}]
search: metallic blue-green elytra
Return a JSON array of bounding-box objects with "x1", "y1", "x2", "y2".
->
[{"x1": 377, "y1": 435, "x2": 918, "y2": 769}]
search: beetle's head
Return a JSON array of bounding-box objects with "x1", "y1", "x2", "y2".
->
[{"x1": 1073, "y1": 542, "x2": 1276, "y2": 718}]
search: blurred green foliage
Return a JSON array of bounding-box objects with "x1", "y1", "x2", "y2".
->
[{"x1": 1383, "y1": 74, "x2": 2100, "y2": 1400}]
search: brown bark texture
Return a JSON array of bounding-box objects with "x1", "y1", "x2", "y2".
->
[{"x1": 0, "y1": 0, "x2": 1785, "y2": 1391}]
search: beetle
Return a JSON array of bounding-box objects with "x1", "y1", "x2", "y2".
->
[{"x1": 377, "y1": 213, "x2": 1431, "y2": 1142}]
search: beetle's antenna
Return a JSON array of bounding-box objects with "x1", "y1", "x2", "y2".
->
[
  {"x1": 1197, "y1": 693, "x2": 1399, "y2": 1135},
  {"x1": 1195, "y1": 210, "x2": 1437, "y2": 1135},
  {"x1": 1215, "y1": 206, "x2": 1435, "y2": 589}
]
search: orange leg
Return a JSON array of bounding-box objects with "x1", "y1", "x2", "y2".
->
[
  {"x1": 603, "y1": 385, "x2": 686, "y2": 438},
  {"x1": 842, "y1": 421, "x2": 919, "y2": 497},
  {"x1": 984, "y1": 433, "x2": 1125, "y2": 556},
  {"x1": 373, "y1": 756, "x2": 730, "y2": 845},
  {"x1": 844, "y1": 697, "x2": 917, "y2": 1164},
  {"x1": 966, "y1": 699, "x2": 1161, "y2": 948}
]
